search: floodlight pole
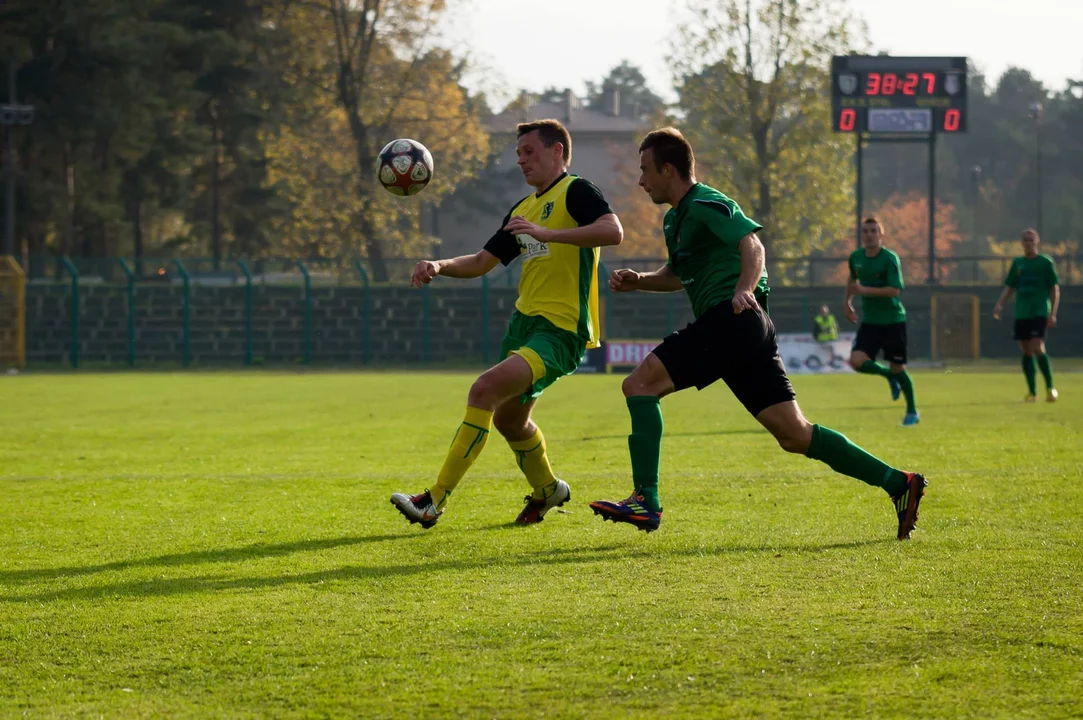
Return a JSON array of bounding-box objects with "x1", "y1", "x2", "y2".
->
[{"x1": 4, "y1": 59, "x2": 14, "y2": 257}]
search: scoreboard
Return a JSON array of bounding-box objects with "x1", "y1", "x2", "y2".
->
[{"x1": 831, "y1": 56, "x2": 968, "y2": 134}]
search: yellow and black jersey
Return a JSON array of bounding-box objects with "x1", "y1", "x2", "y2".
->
[{"x1": 484, "y1": 173, "x2": 613, "y2": 348}]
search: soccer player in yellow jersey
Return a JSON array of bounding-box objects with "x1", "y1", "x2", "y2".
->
[{"x1": 391, "y1": 119, "x2": 623, "y2": 528}]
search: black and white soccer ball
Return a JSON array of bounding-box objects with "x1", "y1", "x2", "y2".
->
[{"x1": 376, "y1": 138, "x2": 434, "y2": 196}]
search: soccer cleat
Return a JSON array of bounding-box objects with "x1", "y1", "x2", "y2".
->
[
  {"x1": 1024, "y1": 394, "x2": 1038, "y2": 403},
  {"x1": 901, "y1": 411, "x2": 920, "y2": 427},
  {"x1": 515, "y1": 479, "x2": 571, "y2": 524},
  {"x1": 589, "y1": 491, "x2": 663, "y2": 533},
  {"x1": 1047, "y1": 388, "x2": 1059, "y2": 403},
  {"x1": 889, "y1": 375, "x2": 902, "y2": 402},
  {"x1": 390, "y1": 490, "x2": 442, "y2": 529},
  {"x1": 891, "y1": 472, "x2": 927, "y2": 540}
]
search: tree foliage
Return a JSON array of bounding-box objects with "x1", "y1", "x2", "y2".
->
[{"x1": 671, "y1": 0, "x2": 862, "y2": 256}]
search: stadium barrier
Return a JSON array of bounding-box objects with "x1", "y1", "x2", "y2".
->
[{"x1": 11, "y1": 255, "x2": 1083, "y2": 368}]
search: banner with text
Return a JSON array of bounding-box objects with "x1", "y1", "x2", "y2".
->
[{"x1": 777, "y1": 333, "x2": 855, "y2": 374}]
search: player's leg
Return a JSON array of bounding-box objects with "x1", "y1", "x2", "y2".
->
[
  {"x1": 850, "y1": 325, "x2": 899, "y2": 400},
  {"x1": 1014, "y1": 320, "x2": 1038, "y2": 400},
  {"x1": 589, "y1": 350, "x2": 675, "y2": 532},
  {"x1": 390, "y1": 353, "x2": 533, "y2": 528},
  {"x1": 1032, "y1": 321, "x2": 1056, "y2": 400},
  {"x1": 885, "y1": 323, "x2": 918, "y2": 425},
  {"x1": 755, "y1": 400, "x2": 926, "y2": 540},
  {"x1": 495, "y1": 321, "x2": 583, "y2": 523}
]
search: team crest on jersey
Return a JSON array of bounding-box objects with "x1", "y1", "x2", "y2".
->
[
  {"x1": 518, "y1": 234, "x2": 550, "y2": 260},
  {"x1": 541, "y1": 202, "x2": 554, "y2": 221}
]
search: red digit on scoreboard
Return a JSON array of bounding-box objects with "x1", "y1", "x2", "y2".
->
[
  {"x1": 866, "y1": 73, "x2": 881, "y2": 95},
  {"x1": 882, "y1": 73, "x2": 898, "y2": 95},
  {"x1": 902, "y1": 73, "x2": 919, "y2": 96},
  {"x1": 839, "y1": 108, "x2": 856, "y2": 131},
  {"x1": 922, "y1": 72, "x2": 936, "y2": 94},
  {"x1": 944, "y1": 109, "x2": 961, "y2": 132}
]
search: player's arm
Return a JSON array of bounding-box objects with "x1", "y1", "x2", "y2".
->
[
  {"x1": 1049, "y1": 283, "x2": 1060, "y2": 327},
  {"x1": 410, "y1": 251, "x2": 501, "y2": 287},
  {"x1": 844, "y1": 256, "x2": 858, "y2": 323},
  {"x1": 992, "y1": 261, "x2": 1019, "y2": 319},
  {"x1": 609, "y1": 263, "x2": 683, "y2": 293},
  {"x1": 732, "y1": 232, "x2": 765, "y2": 312},
  {"x1": 503, "y1": 178, "x2": 623, "y2": 248}
]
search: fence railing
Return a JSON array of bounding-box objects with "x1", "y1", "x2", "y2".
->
[{"x1": 19, "y1": 253, "x2": 1083, "y2": 288}]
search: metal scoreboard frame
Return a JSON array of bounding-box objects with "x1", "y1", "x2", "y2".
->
[{"x1": 831, "y1": 55, "x2": 970, "y2": 283}]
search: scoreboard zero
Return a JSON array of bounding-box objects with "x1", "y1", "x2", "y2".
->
[{"x1": 831, "y1": 56, "x2": 968, "y2": 134}]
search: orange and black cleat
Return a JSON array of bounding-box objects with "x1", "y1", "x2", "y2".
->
[
  {"x1": 891, "y1": 473, "x2": 927, "y2": 540},
  {"x1": 589, "y1": 491, "x2": 662, "y2": 533}
]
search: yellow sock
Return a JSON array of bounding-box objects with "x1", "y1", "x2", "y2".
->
[
  {"x1": 431, "y1": 406, "x2": 493, "y2": 508},
  {"x1": 508, "y1": 426, "x2": 558, "y2": 499}
]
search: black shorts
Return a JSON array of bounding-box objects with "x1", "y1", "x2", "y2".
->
[
  {"x1": 652, "y1": 299, "x2": 795, "y2": 417},
  {"x1": 1013, "y1": 317, "x2": 1047, "y2": 340},
  {"x1": 853, "y1": 322, "x2": 908, "y2": 365}
]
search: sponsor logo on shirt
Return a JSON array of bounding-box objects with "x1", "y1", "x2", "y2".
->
[{"x1": 518, "y1": 234, "x2": 549, "y2": 260}]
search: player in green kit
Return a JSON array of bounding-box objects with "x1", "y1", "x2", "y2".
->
[
  {"x1": 588, "y1": 128, "x2": 926, "y2": 539},
  {"x1": 992, "y1": 228, "x2": 1060, "y2": 402},
  {"x1": 845, "y1": 218, "x2": 919, "y2": 426}
]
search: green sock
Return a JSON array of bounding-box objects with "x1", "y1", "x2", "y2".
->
[
  {"x1": 859, "y1": 360, "x2": 893, "y2": 378},
  {"x1": 893, "y1": 370, "x2": 917, "y2": 413},
  {"x1": 1022, "y1": 355, "x2": 1037, "y2": 396},
  {"x1": 806, "y1": 424, "x2": 907, "y2": 496},
  {"x1": 1036, "y1": 354, "x2": 1054, "y2": 390},
  {"x1": 626, "y1": 396, "x2": 663, "y2": 512}
]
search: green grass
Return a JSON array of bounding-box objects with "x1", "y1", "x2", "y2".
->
[{"x1": 2, "y1": 370, "x2": 1082, "y2": 718}]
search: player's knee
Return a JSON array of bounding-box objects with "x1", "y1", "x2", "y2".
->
[
  {"x1": 849, "y1": 356, "x2": 863, "y2": 371},
  {"x1": 468, "y1": 374, "x2": 500, "y2": 408},
  {"x1": 492, "y1": 412, "x2": 526, "y2": 439}
]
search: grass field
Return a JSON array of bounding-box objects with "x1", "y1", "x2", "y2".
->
[{"x1": 2, "y1": 369, "x2": 1082, "y2": 718}]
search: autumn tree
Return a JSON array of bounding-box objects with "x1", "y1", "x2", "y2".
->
[
  {"x1": 313, "y1": 0, "x2": 489, "y2": 281},
  {"x1": 671, "y1": 0, "x2": 862, "y2": 257}
]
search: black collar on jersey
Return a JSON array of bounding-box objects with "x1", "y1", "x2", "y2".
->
[{"x1": 535, "y1": 172, "x2": 569, "y2": 197}]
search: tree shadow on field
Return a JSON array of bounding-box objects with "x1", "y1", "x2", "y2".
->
[
  {"x1": 2, "y1": 536, "x2": 892, "y2": 605},
  {"x1": 580, "y1": 429, "x2": 763, "y2": 442},
  {"x1": 0, "y1": 534, "x2": 405, "y2": 584}
]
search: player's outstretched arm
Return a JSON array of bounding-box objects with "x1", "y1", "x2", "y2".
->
[
  {"x1": 609, "y1": 264, "x2": 683, "y2": 293},
  {"x1": 503, "y1": 213, "x2": 623, "y2": 249},
  {"x1": 410, "y1": 250, "x2": 501, "y2": 287}
]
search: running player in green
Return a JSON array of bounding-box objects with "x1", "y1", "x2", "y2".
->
[
  {"x1": 588, "y1": 127, "x2": 926, "y2": 539},
  {"x1": 845, "y1": 218, "x2": 919, "y2": 426},
  {"x1": 992, "y1": 228, "x2": 1060, "y2": 402}
]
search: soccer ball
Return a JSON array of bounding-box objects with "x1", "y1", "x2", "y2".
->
[{"x1": 376, "y1": 138, "x2": 434, "y2": 196}]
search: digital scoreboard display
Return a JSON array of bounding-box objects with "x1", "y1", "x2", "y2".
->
[{"x1": 831, "y1": 56, "x2": 968, "y2": 134}]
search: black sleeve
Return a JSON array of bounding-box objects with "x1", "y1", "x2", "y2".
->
[
  {"x1": 483, "y1": 210, "x2": 522, "y2": 266},
  {"x1": 566, "y1": 178, "x2": 614, "y2": 226}
]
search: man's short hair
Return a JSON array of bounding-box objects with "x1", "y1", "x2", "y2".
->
[
  {"x1": 639, "y1": 127, "x2": 695, "y2": 181},
  {"x1": 862, "y1": 217, "x2": 884, "y2": 234},
  {"x1": 516, "y1": 119, "x2": 572, "y2": 165},
  {"x1": 1022, "y1": 227, "x2": 1040, "y2": 241}
]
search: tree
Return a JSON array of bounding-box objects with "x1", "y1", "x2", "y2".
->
[
  {"x1": 671, "y1": 0, "x2": 862, "y2": 257},
  {"x1": 315, "y1": 0, "x2": 489, "y2": 281},
  {"x1": 585, "y1": 61, "x2": 665, "y2": 119}
]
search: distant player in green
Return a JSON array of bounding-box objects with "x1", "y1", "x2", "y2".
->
[
  {"x1": 992, "y1": 228, "x2": 1060, "y2": 402},
  {"x1": 845, "y1": 218, "x2": 919, "y2": 426},
  {"x1": 589, "y1": 127, "x2": 926, "y2": 539}
]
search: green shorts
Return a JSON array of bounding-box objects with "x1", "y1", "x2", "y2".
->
[{"x1": 499, "y1": 311, "x2": 587, "y2": 403}]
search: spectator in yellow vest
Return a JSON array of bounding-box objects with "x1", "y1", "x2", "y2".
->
[{"x1": 813, "y1": 304, "x2": 839, "y2": 345}]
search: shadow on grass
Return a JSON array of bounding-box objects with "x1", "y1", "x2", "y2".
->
[
  {"x1": 0, "y1": 534, "x2": 405, "y2": 584},
  {"x1": 580, "y1": 429, "x2": 763, "y2": 442},
  {"x1": 1, "y1": 537, "x2": 892, "y2": 604}
]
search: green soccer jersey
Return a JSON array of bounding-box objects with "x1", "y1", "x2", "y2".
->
[
  {"x1": 663, "y1": 183, "x2": 766, "y2": 318},
  {"x1": 848, "y1": 247, "x2": 906, "y2": 325},
  {"x1": 1005, "y1": 254, "x2": 1059, "y2": 319}
]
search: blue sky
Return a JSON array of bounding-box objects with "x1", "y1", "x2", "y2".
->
[{"x1": 443, "y1": 0, "x2": 1080, "y2": 106}]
